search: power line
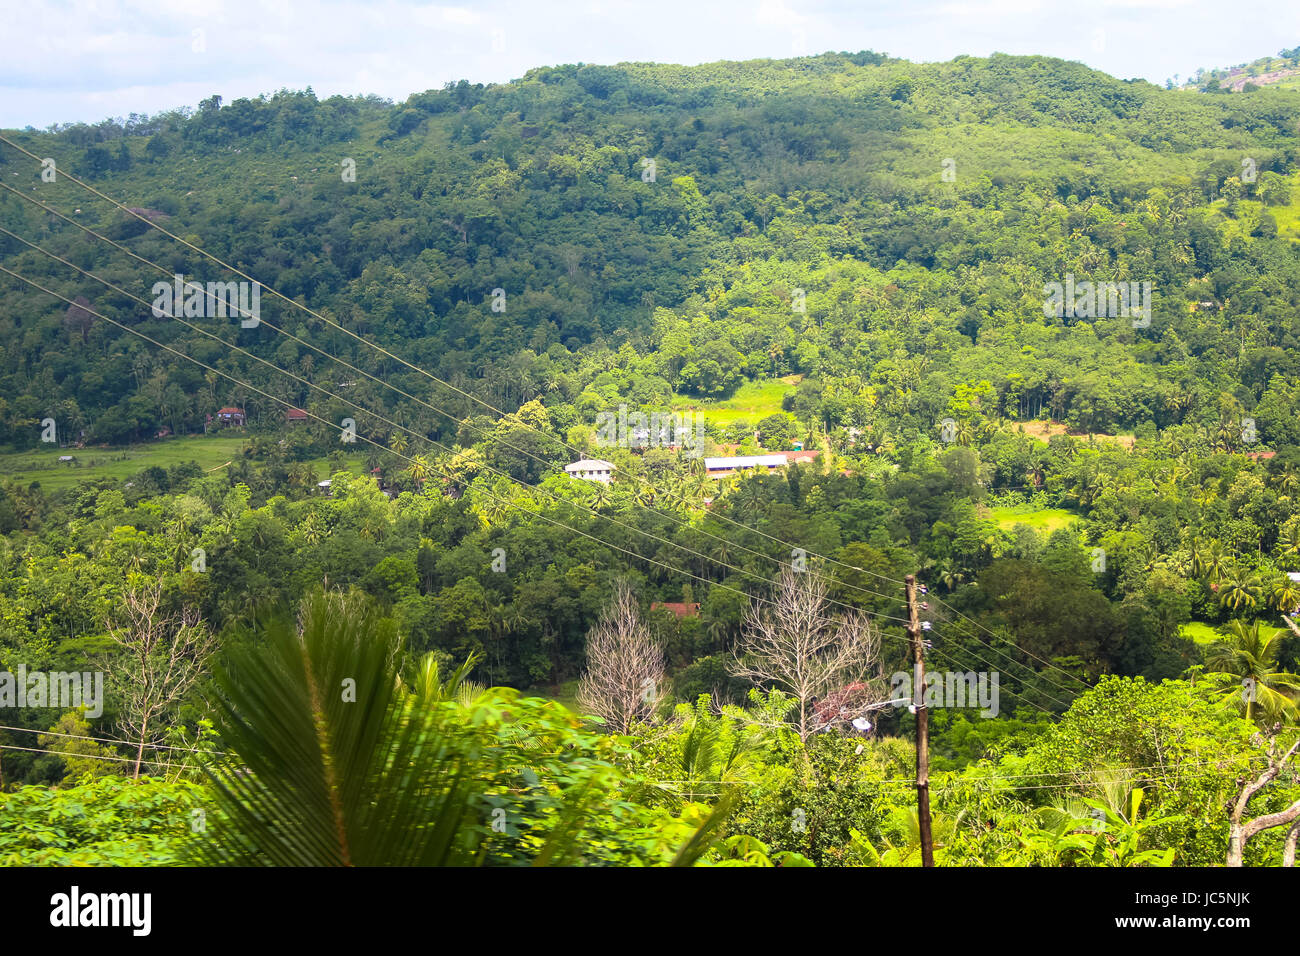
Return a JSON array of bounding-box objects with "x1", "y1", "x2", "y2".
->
[
  {"x1": 0, "y1": 219, "x2": 1076, "y2": 712},
  {"x1": 1, "y1": 264, "x2": 951, "y2": 665},
  {"x1": 0, "y1": 723, "x2": 224, "y2": 755},
  {"x1": 0, "y1": 742, "x2": 141, "y2": 765},
  {"x1": 0, "y1": 222, "x2": 926, "y2": 632},
  {"x1": 0, "y1": 196, "x2": 1083, "y2": 706},
  {"x1": 0, "y1": 232, "x2": 943, "y2": 664},
  {"x1": 0, "y1": 143, "x2": 980, "y2": 614},
  {"x1": 0, "y1": 138, "x2": 1091, "y2": 704},
  {"x1": 0, "y1": 178, "x2": 916, "y2": 617}
]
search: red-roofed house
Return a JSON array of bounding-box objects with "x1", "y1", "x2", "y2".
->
[{"x1": 216, "y1": 407, "x2": 245, "y2": 426}]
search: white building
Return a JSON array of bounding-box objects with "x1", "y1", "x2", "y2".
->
[
  {"x1": 704, "y1": 454, "x2": 789, "y2": 477},
  {"x1": 565, "y1": 459, "x2": 616, "y2": 483}
]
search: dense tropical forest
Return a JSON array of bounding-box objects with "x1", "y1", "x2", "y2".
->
[{"x1": 1, "y1": 46, "x2": 1299, "y2": 868}]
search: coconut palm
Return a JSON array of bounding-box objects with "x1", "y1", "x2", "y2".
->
[
  {"x1": 1218, "y1": 564, "x2": 1262, "y2": 612},
  {"x1": 1277, "y1": 520, "x2": 1300, "y2": 564},
  {"x1": 1190, "y1": 538, "x2": 1232, "y2": 586},
  {"x1": 1205, "y1": 619, "x2": 1300, "y2": 724},
  {"x1": 1024, "y1": 461, "x2": 1045, "y2": 490},
  {"x1": 1271, "y1": 576, "x2": 1300, "y2": 615},
  {"x1": 1277, "y1": 471, "x2": 1300, "y2": 500},
  {"x1": 407, "y1": 454, "x2": 431, "y2": 487},
  {"x1": 590, "y1": 480, "x2": 613, "y2": 512}
]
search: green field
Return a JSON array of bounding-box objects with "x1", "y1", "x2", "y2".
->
[
  {"x1": 1267, "y1": 171, "x2": 1300, "y2": 240},
  {"x1": 1210, "y1": 171, "x2": 1300, "y2": 243},
  {"x1": 1180, "y1": 621, "x2": 1222, "y2": 645},
  {"x1": 1180, "y1": 621, "x2": 1286, "y2": 645},
  {"x1": 0, "y1": 435, "x2": 367, "y2": 492},
  {"x1": 671, "y1": 376, "x2": 799, "y2": 428},
  {"x1": 0, "y1": 435, "x2": 249, "y2": 491},
  {"x1": 987, "y1": 506, "x2": 1079, "y2": 534}
]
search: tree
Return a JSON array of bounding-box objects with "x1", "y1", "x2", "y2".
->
[
  {"x1": 1191, "y1": 538, "x2": 1232, "y2": 585},
  {"x1": 1226, "y1": 731, "x2": 1300, "y2": 866},
  {"x1": 1206, "y1": 620, "x2": 1300, "y2": 724},
  {"x1": 196, "y1": 588, "x2": 726, "y2": 866},
  {"x1": 1218, "y1": 565, "x2": 1262, "y2": 613},
  {"x1": 756, "y1": 414, "x2": 795, "y2": 449},
  {"x1": 732, "y1": 566, "x2": 885, "y2": 741},
  {"x1": 37, "y1": 711, "x2": 122, "y2": 784},
  {"x1": 576, "y1": 582, "x2": 666, "y2": 734},
  {"x1": 105, "y1": 579, "x2": 214, "y2": 778}
]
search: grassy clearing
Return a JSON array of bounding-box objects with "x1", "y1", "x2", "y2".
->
[
  {"x1": 1180, "y1": 622, "x2": 1221, "y2": 645},
  {"x1": 671, "y1": 375, "x2": 800, "y2": 428},
  {"x1": 1180, "y1": 621, "x2": 1286, "y2": 646},
  {"x1": 1266, "y1": 171, "x2": 1300, "y2": 240},
  {"x1": 0, "y1": 435, "x2": 249, "y2": 492},
  {"x1": 0, "y1": 434, "x2": 368, "y2": 493},
  {"x1": 987, "y1": 506, "x2": 1079, "y2": 534}
]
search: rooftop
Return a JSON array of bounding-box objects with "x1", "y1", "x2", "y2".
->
[{"x1": 704, "y1": 454, "x2": 788, "y2": 470}]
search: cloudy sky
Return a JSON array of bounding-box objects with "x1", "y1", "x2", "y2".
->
[{"x1": 4, "y1": 0, "x2": 1299, "y2": 128}]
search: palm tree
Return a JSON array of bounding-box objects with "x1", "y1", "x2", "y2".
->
[
  {"x1": 194, "y1": 589, "x2": 730, "y2": 866},
  {"x1": 388, "y1": 432, "x2": 409, "y2": 457},
  {"x1": 590, "y1": 480, "x2": 613, "y2": 512},
  {"x1": 1204, "y1": 619, "x2": 1300, "y2": 724},
  {"x1": 299, "y1": 511, "x2": 326, "y2": 547},
  {"x1": 1271, "y1": 576, "x2": 1300, "y2": 614},
  {"x1": 1277, "y1": 471, "x2": 1300, "y2": 500},
  {"x1": 1277, "y1": 520, "x2": 1300, "y2": 564},
  {"x1": 1191, "y1": 538, "x2": 1231, "y2": 586},
  {"x1": 1218, "y1": 565, "x2": 1262, "y2": 613},
  {"x1": 1024, "y1": 462, "x2": 1045, "y2": 490},
  {"x1": 407, "y1": 454, "x2": 431, "y2": 487},
  {"x1": 733, "y1": 473, "x2": 767, "y2": 518}
]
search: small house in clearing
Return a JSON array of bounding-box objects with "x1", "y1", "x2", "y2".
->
[
  {"x1": 216, "y1": 407, "x2": 246, "y2": 426},
  {"x1": 286, "y1": 408, "x2": 308, "y2": 425},
  {"x1": 565, "y1": 459, "x2": 616, "y2": 483}
]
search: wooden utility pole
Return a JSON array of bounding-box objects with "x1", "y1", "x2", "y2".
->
[{"x1": 905, "y1": 574, "x2": 935, "y2": 867}]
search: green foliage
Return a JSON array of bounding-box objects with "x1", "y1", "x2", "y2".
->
[
  {"x1": 4, "y1": 48, "x2": 1300, "y2": 866},
  {"x1": 0, "y1": 775, "x2": 206, "y2": 865}
]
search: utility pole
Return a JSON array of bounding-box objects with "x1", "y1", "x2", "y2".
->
[{"x1": 905, "y1": 573, "x2": 935, "y2": 867}]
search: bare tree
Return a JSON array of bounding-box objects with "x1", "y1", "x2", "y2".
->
[
  {"x1": 106, "y1": 581, "x2": 214, "y2": 778},
  {"x1": 732, "y1": 566, "x2": 886, "y2": 741},
  {"x1": 576, "y1": 582, "x2": 665, "y2": 734},
  {"x1": 1227, "y1": 728, "x2": 1300, "y2": 866}
]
